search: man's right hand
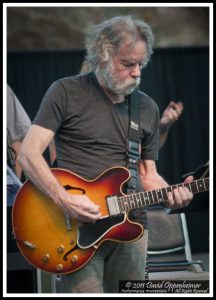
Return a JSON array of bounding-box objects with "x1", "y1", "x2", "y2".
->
[{"x1": 56, "y1": 194, "x2": 101, "y2": 223}]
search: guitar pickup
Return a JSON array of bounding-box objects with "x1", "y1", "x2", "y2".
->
[{"x1": 106, "y1": 195, "x2": 120, "y2": 216}]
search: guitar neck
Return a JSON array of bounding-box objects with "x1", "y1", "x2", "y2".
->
[{"x1": 107, "y1": 177, "x2": 209, "y2": 215}]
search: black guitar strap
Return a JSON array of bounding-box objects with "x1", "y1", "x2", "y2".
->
[{"x1": 126, "y1": 89, "x2": 141, "y2": 194}]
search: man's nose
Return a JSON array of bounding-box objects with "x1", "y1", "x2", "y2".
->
[{"x1": 131, "y1": 63, "x2": 141, "y2": 77}]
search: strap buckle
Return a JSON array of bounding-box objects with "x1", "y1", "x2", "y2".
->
[{"x1": 127, "y1": 139, "x2": 141, "y2": 157}]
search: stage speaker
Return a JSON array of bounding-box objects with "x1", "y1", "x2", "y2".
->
[
  {"x1": 7, "y1": 269, "x2": 38, "y2": 293},
  {"x1": 147, "y1": 207, "x2": 186, "y2": 252}
]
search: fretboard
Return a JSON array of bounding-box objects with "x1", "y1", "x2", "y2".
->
[{"x1": 117, "y1": 177, "x2": 209, "y2": 213}]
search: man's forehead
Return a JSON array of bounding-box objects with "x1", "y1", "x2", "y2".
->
[{"x1": 116, "y1": 40, "x2": 147, "y2": 61}]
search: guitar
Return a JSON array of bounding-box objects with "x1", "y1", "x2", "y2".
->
[{"x1": 12, "y1": 166, "x2": 209, "y2": 274}]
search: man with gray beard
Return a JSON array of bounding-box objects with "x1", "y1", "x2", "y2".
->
[{"x1": 18, "y1": 15, "x2": 193, "y2": 293}]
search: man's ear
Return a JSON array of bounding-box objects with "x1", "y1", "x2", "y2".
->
[{"x1": 98, "y1": 37, "x2": 114, "y2": 66}]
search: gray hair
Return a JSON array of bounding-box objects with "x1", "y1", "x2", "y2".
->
[{"x1": 84, "y1": 15, "x2": 154, "y2": 72}]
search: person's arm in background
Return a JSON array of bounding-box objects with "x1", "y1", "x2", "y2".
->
[
  {"x1": 7, "y1": 85, "x2": 31, "y2": 179},
  {"x1": 10, "y1": 140, "x2": 25, "y2": 179},
  {"x1": 159, "y1": 101, "x2": 184, "y2": 149}
]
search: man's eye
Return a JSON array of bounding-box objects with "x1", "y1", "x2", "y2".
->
[
  {"x1": 122, "y1": 62, "x2": 144, "y2": 69},
  {"x1": 123, "y1": 63, "x2": 133, "y2": 67}
]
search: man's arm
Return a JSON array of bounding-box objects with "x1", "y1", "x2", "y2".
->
[
  {"x1": 48, "y1": 138, "x2": 57, "y2": 166},
  {"x1": 139, "y1": 160, "x2": 193, "y2": 209},
  {"x1": 18, "y1": 124, "x2": 101, "y2": 223}
]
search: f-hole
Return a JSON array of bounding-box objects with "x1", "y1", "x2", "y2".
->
[{"x1": 63, "y1": 185, "x2": 86, "y2": 194}]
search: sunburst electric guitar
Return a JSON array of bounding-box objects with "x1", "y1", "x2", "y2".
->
[{"x1": 12, "y1": 166, "x2": 209, "y2": 274}]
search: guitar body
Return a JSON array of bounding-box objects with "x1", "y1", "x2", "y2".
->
[{"x1": 12, "y1": 166, "x2": 143, "y2": 274}]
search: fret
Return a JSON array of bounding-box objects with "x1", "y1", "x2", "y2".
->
[
  {"x1": 122, "y1": 196, "x2": 127, "y2": 210},
  {"x1": 148, "y1": 191, "x2": 153, "y2": 204},
  {"x1": 161, "y1": 187, "x2": 168, "y2": 198},
  {"x1": 203, "y1": 178, "x2": 206, "y2": 190},
  {"x1": 135, "y1": 193, "x2": 141, "y2": 208},
  {"x1": 132, "y1": 194, "x2": 137, "y2": 208},
  {"x1": 152, "y1": 190, "x2": 157, "y2": 203},
  {"x1": 191, "y1": 181, "x2": 200, "y2": 193},
  {"x1": 121, "y1": 196, "x2": 128, "y2": 211},
  {"x1": 195, "y1": 180, "x2": 199, "y2": 193},
  {"x1": 126, "y1": 195, "x2": 132, "y2": 210},
  {"x1": 156, "y1": 189, "x2": 163, "y2": 204},
  {"x1": 190, "y1": 181, "x2": 196, "y2": 193},
  {"x1": 130, "y1": 194, "x2": 135, "y2": 209},
  {"x1": 178, "y1": 183, "x2": 184, "y2": 189},
  {"x1": 166, "y1": 186, "x2": 172, "y2": 194},
  {"x1": 127, "y1": 194, "x2": 133, "y2": 209},
  {"x1": 140, "y1": 192, "x2": 147, "y2": 207},
  {"x1": 148, "y1": 191, "x2": 154, "y2": 205},
  {"x1": 144, "y1": 192, "x2": 148, "y2": 205},
  {"x1": 171, "y1": 185, "x2": 178, "y2": 192},
  {"x1": 144, "y1": 192, "x2": 149, "y2": 205},
  {"x1": 152, "y1": 190, "x2": 158, "y2": 204},
  {"x1": 191, "y1": 178, "x2": 208, "y2": 194},
  {"x1": 206, "y1": 178, "x2": 209, "y2": 190},
  {"x1": 185, "y1": 182, "x2": 191, "y2": 192},
  {"x1": 140, "y1": 193, "x2": 144, "y2": 207},
  {"x1": 129, "y1": 193, "x2": 142, "y2": 209},
  {"x1": 144, "y1": 191, "x2": 150, "y2": 206},
  {"x1": 155, "y1": 189, "x2": 163, "y2": 203},
  {"x1": 133, "y1": 194, "x2": 138, "y2": 208},
  {"x1": 126, "y1": 195, "x2": 131, "y2": 210},
  {"x1": 151, "y1": 190, "x2": 155, "y2": 204},
  {"x1": 161, "y1": 187, "x2": 169, "y2": 202},
  {"x1": 113, "y1": 178, "x2": 209, "y2": 215},
  {"x1": 121, "y1": 196, "x2": 126, "y2": 210},
  {"x1": 124, "y1": 197, "x2": 129, "y2": 211},
  {"x1": 204, "y1": 178, "x2": 209, "y2": 191},
  {"x1": 121, "y1": 196, "x2": 126, "y2": 212},
  {"x1": 200, "y1": 178, "x2": 208, "y2": 192}
]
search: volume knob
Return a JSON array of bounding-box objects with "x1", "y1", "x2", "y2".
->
[
  {"x1": 57, "y1": 245, "x2": 65, "y2": 253},
  {"x1": 42, "y1": 253, "x2": 50, "y2": 263},
  {"x1": 71, "y1": 255, "x2": 78, "y2": 264},
  {"x1": 56, "y1": 264, "x2": 64, "y2": 272}
]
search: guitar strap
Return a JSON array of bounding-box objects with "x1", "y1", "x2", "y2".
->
[{"x1": 126, "y1": 89, "x2": 141, "y2": 194}]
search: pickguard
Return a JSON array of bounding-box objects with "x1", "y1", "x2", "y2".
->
[{"x1": 77, "y1": 214, "x2": 125, "y2": 248}]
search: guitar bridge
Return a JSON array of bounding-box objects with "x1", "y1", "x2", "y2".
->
[
  {"x1": 65, "y1": 212, "x2": 72, "y2": 231},
  {"x1": 106, "y1": 195, "x2": 120, "y2": 216}
]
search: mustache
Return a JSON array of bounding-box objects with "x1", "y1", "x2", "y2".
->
[{"x1": 126, "y1": 77, "x2": 140, "y2": 87}]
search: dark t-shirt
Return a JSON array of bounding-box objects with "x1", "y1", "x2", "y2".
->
[{"x1": 33, "y1": 72, "x2": 160, "y2": 226}]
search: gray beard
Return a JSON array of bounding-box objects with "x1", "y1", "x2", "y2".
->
[{"x1": 101, "y1": 62, "x2": 140, "y2": 95}]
